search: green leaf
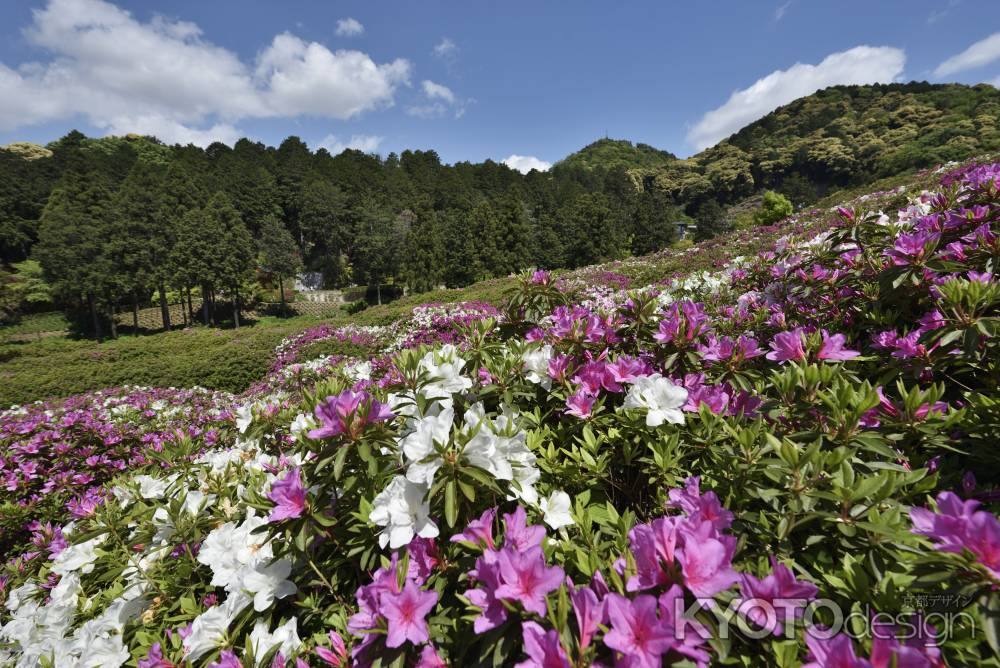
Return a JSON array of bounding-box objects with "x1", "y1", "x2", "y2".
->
[{"x1": 444, "y1": 480, "x2": 458, "y2": 528}]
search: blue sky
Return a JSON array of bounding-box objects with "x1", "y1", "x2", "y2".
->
[{"x1": 1, "y1": 0, "x2": 999, "y2": 170}]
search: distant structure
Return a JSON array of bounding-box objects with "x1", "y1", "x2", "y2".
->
[{"x1": 675, "y1": 221, "x2": 697, "y2": 239}]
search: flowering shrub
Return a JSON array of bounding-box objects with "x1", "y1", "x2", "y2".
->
[{"x1": 2, "y1": 162, "x2": 1000, "y2": 666}]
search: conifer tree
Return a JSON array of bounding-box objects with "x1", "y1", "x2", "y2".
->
[
  {"x1": 206, "y1": 192, "x2": 255, "y2": 328},
  {"x1": 258, "y1": 215, "x2": 302, "y2": 314}
]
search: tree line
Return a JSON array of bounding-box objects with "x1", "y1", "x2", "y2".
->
[{"x1": 1, "y1": 131, "x2": 697, "y2": 337}]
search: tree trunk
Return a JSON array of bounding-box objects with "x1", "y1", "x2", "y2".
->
[
  {"x1": 187, "y1": 288, "x2": 194, "y2": 322},
  {"x1": 202, "y1": 284, "x2": 210, "y2": 325},
  {"x1": 88, "y1": 293, "x2": 102, "y2": 341},
  {"x1": 131, "y1": 292, "x2": 139, "y2": 333},
  {"x1": 376, "y1": 282, "x2": 382, "y2": 305},
  {"x1": 108, "y1": 301, "x2": 118, "y2": 339},
  {"x1": 232, "y1": 286, "x2": 241, "y2": 329},
  {"x1": 179, "y1": 290, "x2": 188, "y2": 327},
  {"x1": 158, "y1": 283, "x2": 171, "y2": 330},
  {"x1": 278, "y1": 275, "x2": 286, "y2": 315}
]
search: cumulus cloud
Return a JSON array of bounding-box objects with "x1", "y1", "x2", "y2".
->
[
  {"x1": 503, "y1": 154, "x2": 551, "y2": 174},
  {"x1": 317, "y1": 133, "x2": 383, "y2": 155},
  {"x1": 687, "y1": 45, "x2": 905, "y2": 150},
  {"x1": 934, "y1": 32, "x2": 1000, "y2": 77},
  {"x1": 335, "y1": 17, "x2": 364, "y2": 37},
  {"x1": 407, "y1": 79, "x2": 468, "y2": 119},
  {"x1": 0, "y1": 0, "x2": 410, "y2": 146}
]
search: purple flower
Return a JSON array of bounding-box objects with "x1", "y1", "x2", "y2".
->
[
  {"x1": 207, "y1": 651, "x2": 243, "y2": 668},
  {"x1": 569, "y1": 583, "x2": 606, "y2": 651},
  {"x1": 494, "y1": 546, "x2": 565, "y2": 616},
  {"x1": 465, "y1": 551, "x2": 508, "y2": 632},
  {"x1": 308, "y1": 390, "x2": 394, "y2": 440},
  {"x1": 676, "y1": 522, "x2": 738, "y2": 598},
  {"x1": 503, "y1": 506, "x2": 547, "y2": 551},
  {"x1": 766, "y1": 329, "x2": 807, "y2": 363},
  {"x1": 565, "y1": 390, "x2": 595, "y2": 419},
  {"x1": 803, "y1": 633, "x2": 870, "y2": 668},
  {"x1": 668, "y1": 476, "x2": 733, "y2": 531},
  {"x1": 267, "y1": 467, "x2": 307, "y2": 522},
  {"x1": 530, "y1": 270, "x2": 551, "y2": 285},
  {"x1": 885, "y1": 231, "x2": 940, "y2": 266},
  {"x1": 911, "y1": 491, "x2": 1000, "y2": 578},
  {"x1": 738, "y1": 557, "x2": 819, "y2": 634},
  {"x1": 380, "y1": 580, "x2": 438, "y2": 648},
  {"x1": 415, "y1": 645, "x2": 448, "y2": 668},
  {"x1": 603, "y1": 594, "x2": 675, "y2": 668},
  {"x1": 450, "y1": 507, "x2": 497, "y2": 549},
  {"x1": 315, "y1": 631, "x2": 348, "y2": 666},
  {"x1": 138, "y1": 643, "x2": 176, "y2": 668},
  {"x1": 817, "y1": 331, "x2": 860, "y2": 361},
  {"x1": 515, "y1": 621, "x2": 571, "y2": 668}
]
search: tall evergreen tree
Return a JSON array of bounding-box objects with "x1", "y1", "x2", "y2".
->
[
  {"x1": 206, "y1": 192, "x2": 255, "y2": 328},
  {"x1": 400, "y1": 206, "x2": 445, "y2": 293},
  {"x1": 35, "y1": 170, "x2": 115, "y2": 338},
  {"x1": 258, "y1": 215, "x2": 302, "y2": 314},
  {"x1": 630, "y1": 190, "x2": 680, "y2": 256}
]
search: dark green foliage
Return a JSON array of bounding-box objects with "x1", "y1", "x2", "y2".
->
[
  {"x1": 630, "y1": 190, "x2": 680, "y2": 255},
  {"x1": 555, "y1": 138, "x2": 676, "y2": 173},
  {"x1": 693, "y1": 199, "x2": 728, "y2": 241}
]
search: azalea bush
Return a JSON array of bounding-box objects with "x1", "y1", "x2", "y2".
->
[{"x1": 1, "y1": 161, "x2": 1000, "y2": 666}]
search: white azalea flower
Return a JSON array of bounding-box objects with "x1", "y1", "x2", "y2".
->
[
  {"x1": 419, "y1": 345, "x2": 472, "y2": 400},
  {"x1": 248, "y1": 618, "x2": 302, "y2": 664},
  {"x1": 51, "y1": 536, "x2": 104, "y2": 576},
  {"x1": 401, "y1": 405, "x2": 454, "y2": 485},
  {"x1": 289, "y1": 412, "x2": 315, "y2": 437},
  {"x1": 369, "y1": 475, "x2": 439, "y2": 549},
  {"x1": 235, "y1": 402, "x2": 255, "y2": 433},
  {"x1": 522, "y1": 345, "x2": 553, "y2": 390},
  {"x1": 242, "y1": 559, "x2": 297, "y2": 612},
  {"x1": 134, "y1": 474, "x2": 176, "y2": 499},
  {"x1": 344, "y1": 360, "x2": 373, "y2": 381},
  {"x1": 540, "y1": 491, "x2": 574, "y2": 529},
  {"x1": 623, "y1": 374, "x2": 688, "y2": 426},
  {"x1": 183, "y1": 593, "x2": 251, "y2": 661}
]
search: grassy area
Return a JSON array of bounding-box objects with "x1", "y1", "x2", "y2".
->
[
  {"x1": 0, "y1": 279, "x2": 513, "y2": 406},
  {"x1": 0, "y1": 312, "x2": 69, "y2": 341}
]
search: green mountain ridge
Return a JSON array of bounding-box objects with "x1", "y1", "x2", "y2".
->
[{"x1": 560, "y1": 81, "x2": 1000, "y2": 209}]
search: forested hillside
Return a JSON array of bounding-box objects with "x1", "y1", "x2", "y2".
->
[{"x1": 1, "y1": 82, "x2": 996, "y2": 337}]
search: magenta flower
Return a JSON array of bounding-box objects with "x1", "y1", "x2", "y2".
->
[
  {"x1": 516, "y1": 621, "x2": 571, "y2": 668},
  {"x1": 603, "y1": 593, "x2": 675, "y2": 668},
  {"x1": 380, "y1": 580, "x2": 438, "y2": 648},
  {"x1": 308, "y1": 390, "x2": 394, "y2": 440},
  {"x1": 676, "y1": 522, "x2": 738, "y2": 598},
  {"x1": 138, "y1": 643, "x2": 175, "y2": 668},
  {"x1": 885, "y1": 231, "x2": 940, "y2": 266},
  {"x1": 267, "y1": 467, "x2": 307, "y2": 522},
  {"x1": 415, "y1": 645, "x2": 448, "y2": 668},
  {"x1": 569, "y1": 583, "x2": 606, "y2": 651},
  {"x1": 565, "y1": 390, "x2": 595, "y2": 419},
  {"x1": 738, "y1": 557, "x2": 819, "y2": 634},
  {"x1": 494, "y1": 546, "x2": 565, "y2": 616},
  {"x1": 627, "y1": 516, "x2": 682, "y2": 592},
  {"x1": 803, "y1": 633, "x2": 871, "y2": 668},
  {"x1": 911, "y1": 492, "x2": 1000, "y2": 578},
  {"x1": 407, "y1": 537, "x2": 440, "y2": 584},
  {"x1": 817, "y1": 331, "x2": 860, "y2": 361},
  {"x1": 465, "y1": 551, "x2": 508, "y2": 632},
  {"x1": 315, "y1": 631, "x2": 348, "y2": 666},
  {"x1": 503, "y1": 506, "x2": 546, "y2": 551},
  {"x1": 766, "y1": 328, "x2": 807, "y2": 362},
  {"x1": 450, "y1": 507, "x2": 497, "y2": 549},
  {"x1": 668, "y1": 476, "x2": 733, "y2": 531},
  {"x1": 207, "y1": 651, "x2": 243, "y2": 668},
  {"x1": 530, "y1": 270, "x2": 551, "y2": 285}
]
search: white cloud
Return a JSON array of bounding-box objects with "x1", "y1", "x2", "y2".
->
[
  {"x1": 687, "y1": 45, "x2": 905, "y2": 150},
  {"x1": 407, "y1": 80, "x2": 468, "y2": 119},
  {"x1": 934, "y1": 32, "x2": 1000, "y2": 77},
  {"x1": 317, "y1": 133, "x2": 382, "y2": 155},
  {"x1": 335, "y1": 17, "x2": 364, "y2": 37},
  {"x1": 773, "y1": 1, "x2": 793, "y2": 22},
  {"x1": 503, "y1": 154, "x2": 551, "y2": 174},
  {"x1": 0, "y1": 0, "x2": 410, "y2": 146},
  {"x1": 927, "y1": 0, "x2": 960, "y2": 25},
  {"x1": 432, "y1": 38, "x2": 457, "y2": 60},
  {"x1": 421, "y1": 80, "x2": 455, "y2": 104}
]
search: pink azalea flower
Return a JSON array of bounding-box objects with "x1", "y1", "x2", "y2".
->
[
  {"x1": 668, "y1": 476, "x2": 733, "y2": 531},
  {"x1": 803, "y1": 633, "x2": 871, "y2": 668},
  {"x1": 494, "y1": 546, "x2": 565, "y2": 616},
  {"x1": 208, "y1": 651, "x2": 243, "y2": 668},
  {"x1": 465, "y1": 551, "x2": 508, "y2": 632},
  {"x1": 450, "y1": 507, "x2": 497, "y2": 549},
  {"x1": 308, "y1": 390, "x2": 394, "y2": 440},
  {"x1": 138, "y1": 643, "x2": 176, "y2": 668},
  {"x1": 315, "y1": 631, "x2": 348, "y2": 666},
  {"x1": 407, "y1": 537, "x2": 440, "y2": 584},
  {"x1": 267, "y1": 467, "x2": 307, "y2": 522},
  {"x1": 603, "y1": 593, "x2": 675, "y2": 668},
  {"x1": 766, "y1": 329, "x2": 807, "y2": 362},
  {"x1": 503, "y1": 506, "x2": 546, "y2": 551},
  {"x1": 515, "y1": 621, "x2": 571, "y2": 668},
  {"x1": 565, "y1": 390, "x2": 595, "y2": 419},
  {"x1": 817, "y1": 331, "x2": 860, "y2": 361},
  {"x1": 738, "y1": 557, "x2": 818, "y2": 635},
  {"x1": 380, "y1": 580, "x2": 438, "y2": 648},
  {"x1": 415, "y1": 645, "x2": 448, "y2": 668},
  {"x1": 675, "y1": 522, "x2": 738, "y2": 598},
  {"x1": 569, "y1": 583, "x2": 606, "y2": 651}
]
